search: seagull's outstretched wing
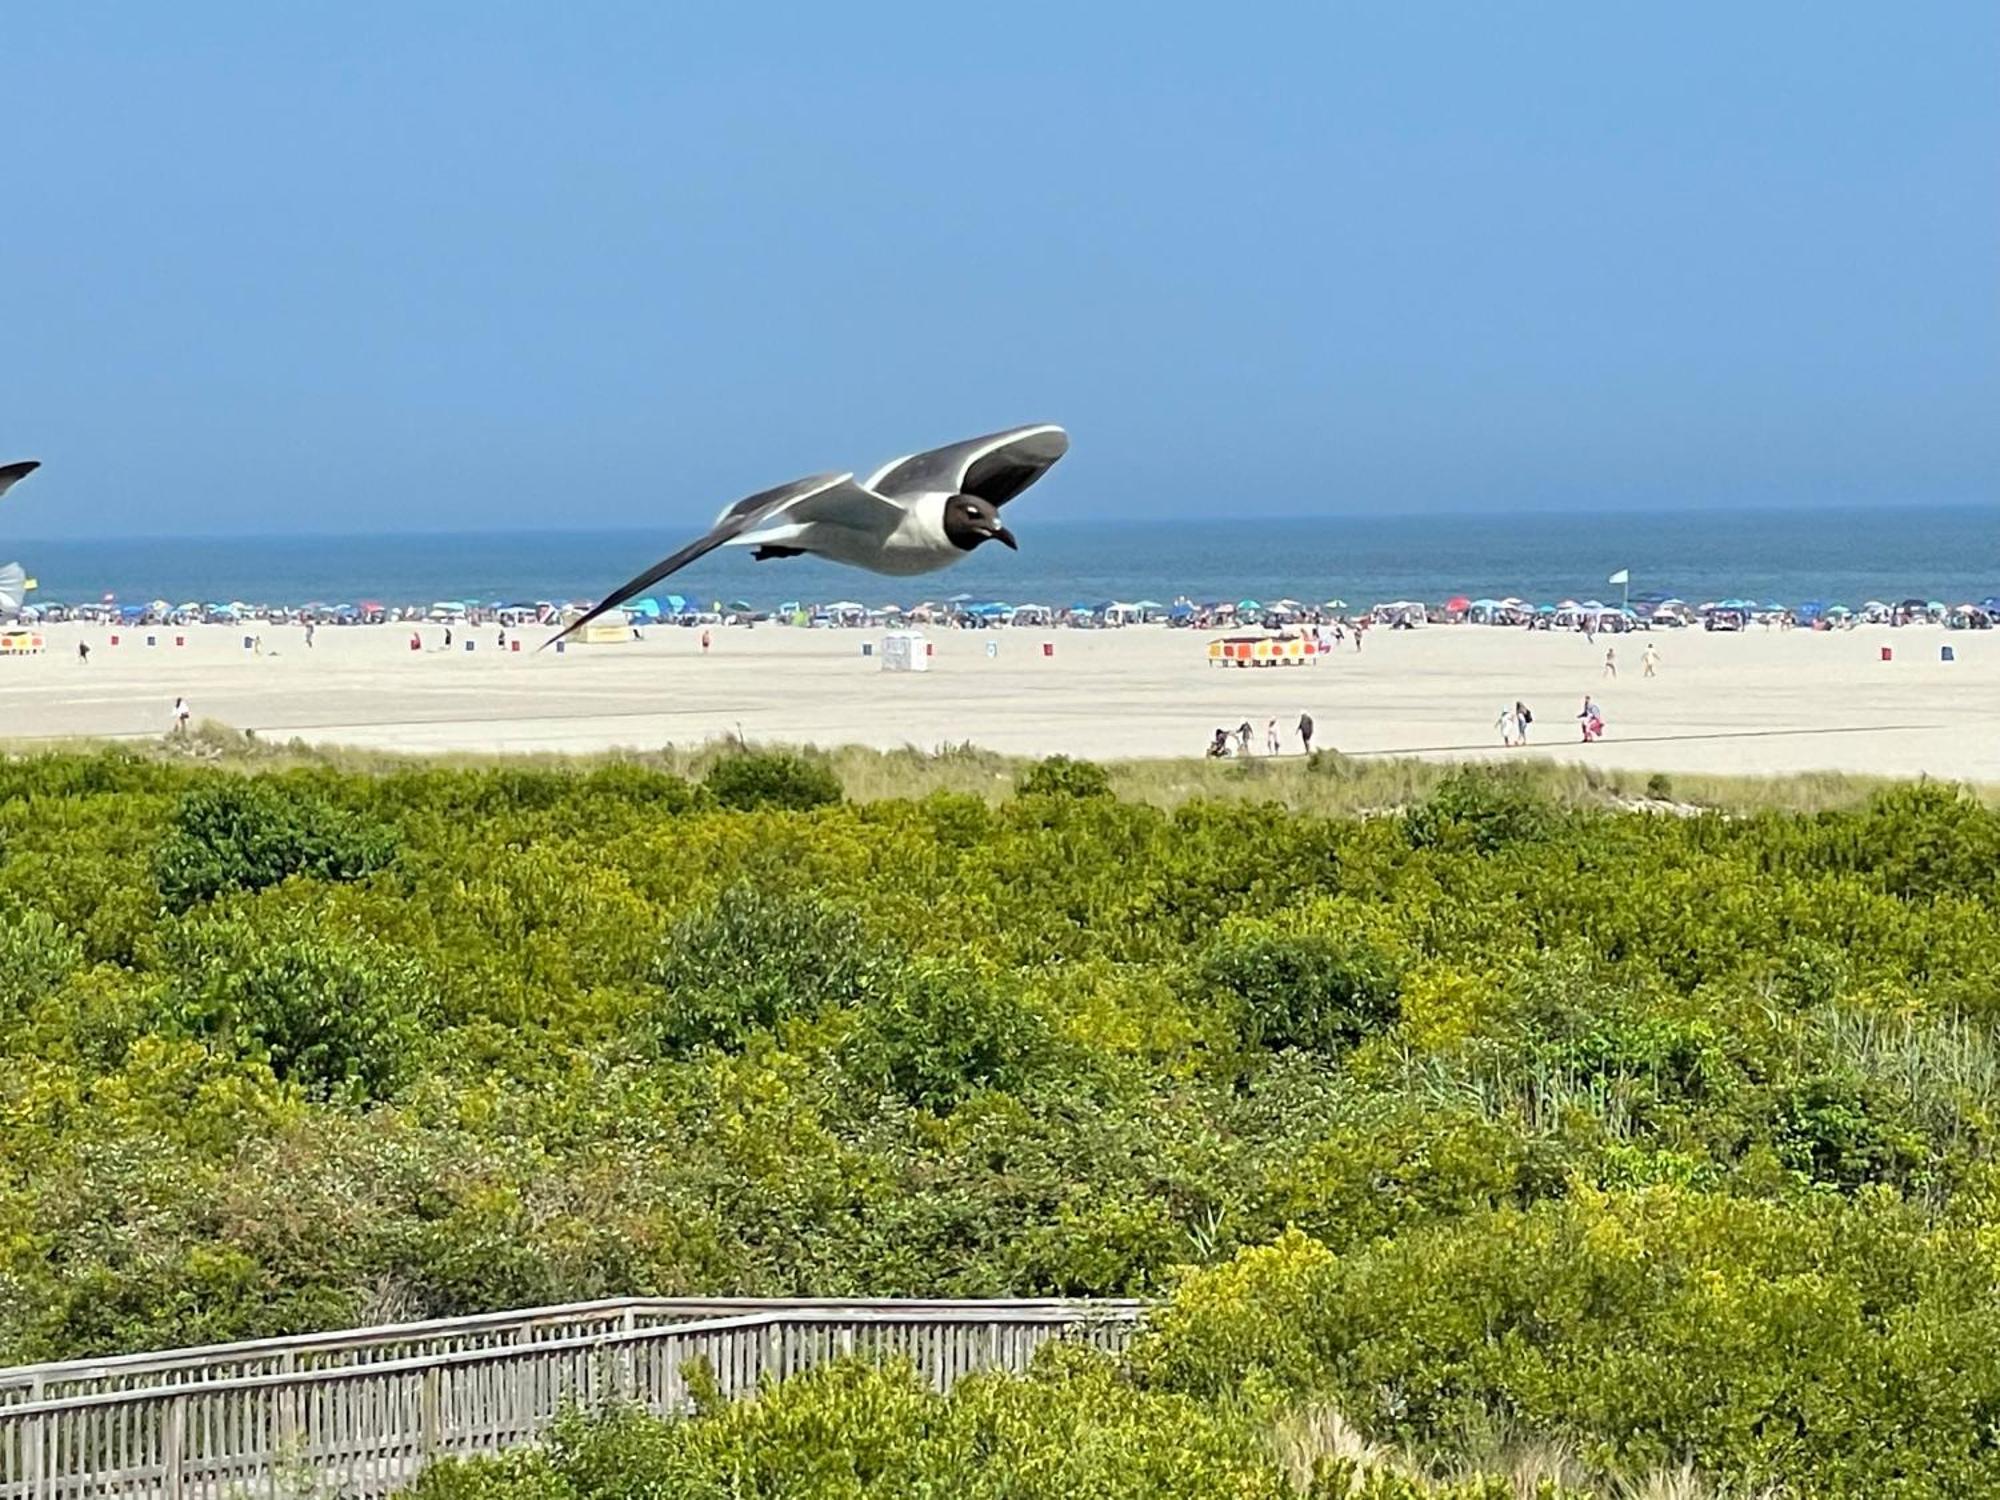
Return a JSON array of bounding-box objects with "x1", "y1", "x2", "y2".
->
[
  {"x1": 543, "y1": 472, "x2": 900, "y2": 649},
  {"x1": 865, "y1": 425, "x2": 1067, "y2": 507},
  {"x1": 0, "y1": 461, "x2": 40, "y2": 500}
]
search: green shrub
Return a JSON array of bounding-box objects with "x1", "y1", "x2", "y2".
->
[
  {"x1": 1196, "y1": 924, "x2": 1401, "y2": 1053},
  {"x1": 153, "y1": 777, "x2": 396, "y2": 911},
  {"x1": 647, "y1": 883, "x2": 884, "y2": 1052},
  {"x1": 839, "y1": 963, "x2": 1052, "y2": 1110},
  {"x1": 703, "y1": 751, "x2": 844, "y2": 812},
  {"x1": 1017, "y1": 755, "x2": 1114, "y2": 799},
  {"x1": 165, "y1": 904, "x2": 428, "y2": 1096},
  {"x1": 1404, "y1": 768, "x2": 1556, "y2": 853}
]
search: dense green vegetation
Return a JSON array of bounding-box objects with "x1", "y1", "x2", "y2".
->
[{"x1": 5, "y1": 747, "x2": 2000, "y2": 1494}]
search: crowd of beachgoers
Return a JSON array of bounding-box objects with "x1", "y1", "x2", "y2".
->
[{"x1": 9, "y1": 590, "x2": 1999, "y2": 633}]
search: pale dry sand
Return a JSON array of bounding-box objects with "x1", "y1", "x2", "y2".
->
[{"x1": 2, "y1": 621, "x2": 1995, "y2": 780}]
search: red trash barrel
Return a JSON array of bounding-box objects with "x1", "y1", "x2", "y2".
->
[
  {"x1": 1042, "y1": 641, "x2": 1054, "y2": 657},
  {"x1": 1881, "y1": 646, "x2": 1893, "y2": 662}
]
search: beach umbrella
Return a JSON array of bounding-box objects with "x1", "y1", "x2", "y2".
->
[
  {"x1": 1322, "y1": 598, "x2": 1347, "y2": 609},
  {"x1": 1131, "y1": 599, "x2": 1164, "y2": 611},
  {"x1": 1169, "y1": 603, "x2": 1194, "y2": 620},
  {"x1": 727, "y1": 599, "x2": 753, "y2": 612},
  {"x1": 1446, "y1": 595, "x2": 1470, "y2": 612}
]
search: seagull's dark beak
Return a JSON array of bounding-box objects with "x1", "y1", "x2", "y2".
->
[{"x1": 993, "y1": 525, "x2": 1018, "y2": 551}]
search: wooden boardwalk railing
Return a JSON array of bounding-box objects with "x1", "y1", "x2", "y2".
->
[{"x1": 0, "y1": 1299, "x2": 1145, "y2": 1498}]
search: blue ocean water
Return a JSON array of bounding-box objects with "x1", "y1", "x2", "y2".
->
[{"x1": 8, "y1": 506, "x2": 1999, "y2": 611}]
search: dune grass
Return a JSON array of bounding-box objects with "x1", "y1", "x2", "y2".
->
[{"x1": 0, "y1": 718, "x2": 1969, "y2": 818}]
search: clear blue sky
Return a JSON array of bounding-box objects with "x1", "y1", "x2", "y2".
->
[{"x1": 3, "y1": 3, "x2": 1995, "y2": 536}]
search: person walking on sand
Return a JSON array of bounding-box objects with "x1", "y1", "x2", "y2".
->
[
  {"x1": 1604, "y1": 646, "x2": 1617, "y2": 678},
  {"x1": 1237, "y1": 721, "x2": 1253, "y2": 755},
  {"x1": 1579, "y1": 695, "x2": 1603, "y2": 742},
  {"x1": 1265, "y1": 718, "x2": 1281, "y2": 755},
  {"x1": 1496, "y1": 706, "x2": 1519, "y2": 747},
  {"x1": 171, "y1": 696, "x2": 191, "y2": 736},
  {"x1": 1208, "y1": 728, "x2": 1230, "y2": 758},
  {"x1": 443, "y1": 627, "x2": 453, "y2": 649},
  {"x1": 701, "y1": 628, "x2": 713, "y2": 654},
  {"x1": 304, "y1": 621, "x2": 315, "y2": 649},
  {"x1": 1297, "y1": 712, "x2": 1314, "y2": 754},
  {"x1": 1642, "y1": 642, "x2": 1659, "y2": 678},
  {"x1": 76, "y1": 641, "x2": 89, "y2": 665},
  {"x1": 1515, "y1": 701, "x2": 1534, "y2": 744}
]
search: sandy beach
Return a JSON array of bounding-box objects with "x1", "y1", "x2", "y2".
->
[{"x1": 1, "y1": 621, "x2": 1994, "y2": 781}]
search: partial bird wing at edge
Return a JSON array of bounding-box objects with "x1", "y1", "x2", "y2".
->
[
  {"x1": 541, "y1": 472, "x2": 855, "y2": 650},
  {"x1": 864, "y1": 425, "x2": 1067, "y2": 507},
  {"x1": 0, "y1": 461, "x2": 40, "y2": 500}
]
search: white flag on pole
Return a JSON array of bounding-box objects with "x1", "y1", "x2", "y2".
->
[{"x1": 1608, "y1": 568, "x2": 1630, "y2": 585}]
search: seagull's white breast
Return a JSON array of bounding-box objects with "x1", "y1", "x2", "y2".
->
[{"x1": 807, "y1": 492, "x2": 959, "y2": 576}]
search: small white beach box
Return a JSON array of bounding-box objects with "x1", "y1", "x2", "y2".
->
[{"x1": 880, "y1": 630, "x2": 930, "y2": 673}]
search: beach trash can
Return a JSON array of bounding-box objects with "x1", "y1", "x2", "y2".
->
[
  {"x1": 926, "y1": 641, "x2": 934, "y2": 657},
  {"x1": 511, "y1": 639, "x2": 521, "y2": 653},
  {"x1": 465, "y1": 640, "x2": 474, "y2": 651},
  {"x1": 861, "y1": 641, "x2": 874, "y2": 657},
  {"x1": 175, "y1": 635, "x2": 184, "y2": 648},
  {"x1": 1942, "y1": 645, "x2": 1955, "y2": 662},
  {"x1": 554, "y1": 641, "x2": 565, "y2": 655},
  {"x1": 243, "y1": 635, "x2": 254, "y2": 651},
  {"x1": 1880, "y1": 646, "x2": 1892, "y2": 662},
  {"x1": 986, "y1": 641, "x2": 998, "y2": 658},
  {"x1": 146, "y1": 634, "x2": 156, "y2": 647},
  {"x1": 1042, "y1": 641, "x2": 1054, "y2": 658},
  {"x1": 109, "y1": 634, "x2": 119, "y2": 647}
]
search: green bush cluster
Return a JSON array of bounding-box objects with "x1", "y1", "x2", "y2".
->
[{"x1": 3, "y1": 752, "x2": 2000, "y2": 1492}]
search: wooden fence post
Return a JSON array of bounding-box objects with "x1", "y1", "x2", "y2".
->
[
  {"x1": 164, "y1": 1395, "x2": 186, "y2": 1500},
  {"x1": 422, "y1": 1366, "x2": 442, "y2": 1466}
]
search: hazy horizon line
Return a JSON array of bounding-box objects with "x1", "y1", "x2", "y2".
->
[{"x1": 10, "y1": 498, "x2": 1999, "y2": 547}]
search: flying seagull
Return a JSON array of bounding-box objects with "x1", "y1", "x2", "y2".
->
[
  {"x1": 546, "y1": 424, "x2": 1066, "y2": 648},
  {"x1": 0, "y1": 461, "x2": 38, "y2": 499}
]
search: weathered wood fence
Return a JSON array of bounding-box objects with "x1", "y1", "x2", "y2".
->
[{"x1": 0, "y1": 1298, "x2": 1145, "y2": 1498}]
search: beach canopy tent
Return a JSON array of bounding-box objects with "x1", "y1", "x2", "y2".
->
[
  {"x1": 1169, "y1": 603, "x2": 1195, "y2": 621},
  {"x1": 626, "y1": 598, "x2": 663, "y2": 618}
]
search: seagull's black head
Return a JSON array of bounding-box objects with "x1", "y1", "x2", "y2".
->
[{"x1": 942, "y1": 493, "x2": 1018, "y2": 554}]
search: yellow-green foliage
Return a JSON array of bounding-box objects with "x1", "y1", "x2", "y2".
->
[{"x1": 3, "y1": 750, "x2": 2000, "y2": 1494}]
